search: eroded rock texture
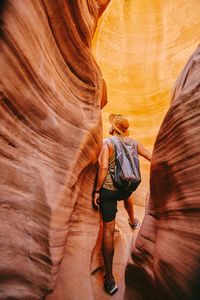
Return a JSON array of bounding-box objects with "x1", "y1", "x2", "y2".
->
[
  {"x1": 125, "y1": 46, "x2": 200, "y2": 300},
  {"x1": 1, "y1": 1, "x2": 200, "y2": 300},
  {"x1": 92, "y1": 0, "x2": 200, "y2": 207},
  {"x1": 92, "y1": 3, "x2": 200, "y2": 298},
  {"x1": 0, "y1": 1, "x2": 110, "y2": 299}
]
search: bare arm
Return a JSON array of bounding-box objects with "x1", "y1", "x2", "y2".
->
[
  {"x1": 93, "y1": 141, "x2": 110, "y2": 207},
  {"x1": 96, "y1": 142, "x2": 110, "y2": 191},
  {"x1": 137, "y1": 142, "x2": 152, "y2": 161}
]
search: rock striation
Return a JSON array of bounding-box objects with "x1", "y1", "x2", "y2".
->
[
  {"x1": 1, "y1": 0, "x2": 200, "y2": 300},
  {"x1": 125, "y1": 46, "x2": 200, "y2": 300},
  {"x1": 92, "y1": 0, "x2": 200, "y2": 207},
  {"x1": 92, "y1": 3, "x2": 200, "y2": 297},
  {"x1": 0, "y1": 1, "x2": 110, "y2": 299}
]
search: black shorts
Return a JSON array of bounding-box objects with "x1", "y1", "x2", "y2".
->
[{"x1": 99, "y1": 188, "x2": 131, "y2": 223}]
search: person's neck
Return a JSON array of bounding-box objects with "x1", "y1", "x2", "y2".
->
[{"x1": 113, "y1": 132, "x2": 122, "y2": 137}]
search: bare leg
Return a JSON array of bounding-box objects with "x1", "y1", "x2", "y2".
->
[
  {"x1": 124, "y1": 196, "x2": 135, "y2": 224},
  {"x1": 102, "y1": 219, "x2": 115, "y2": 281}
]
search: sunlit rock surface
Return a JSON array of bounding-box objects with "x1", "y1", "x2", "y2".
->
[
  {"x1": 1, "y1": 0, "x2": 200, "y2": 300},
  {"x1": 0, "y1": 1, "x2": 109, "y2": 299},
  {"x1": 93, "y1": 1, "x2": 200, "y2": 299},
  {"x1": 92, "y1": 0, "x2": 200, "y2": 206},
  {"x1": 93, "y1": 0, "x2": 200, "y2": 300}
]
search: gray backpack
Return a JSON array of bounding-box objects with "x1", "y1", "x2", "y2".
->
[{"x1": 110, "y1": 136, "x2": 141, "y2": 193}]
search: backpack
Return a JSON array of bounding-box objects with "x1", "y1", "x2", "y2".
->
[{"x1": 109, "y1": 136, "x2": 141, "y2": 194}]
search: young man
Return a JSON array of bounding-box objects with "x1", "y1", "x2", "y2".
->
[{"x1": 93, "y1": 114, "x2": 151, "y2": 295}]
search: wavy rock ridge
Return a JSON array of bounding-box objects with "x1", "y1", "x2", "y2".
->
[
  {"x1": 0, "y1": 1, "x2": 109, "y2": 299},
  {"x1": 92, "y1": 0, "x2": 200, "y2": 207},
  {"x1": 0, "y1": 1, "x2": 200, "y2": 300},
  {"x1": 92, "y1": 2, "x2": 200, "y2": 298},
  {"x1": 125, "y1": 46, "x2": 200, "y2": 300}
]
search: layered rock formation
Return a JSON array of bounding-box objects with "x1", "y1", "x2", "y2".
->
[
  {"x1": 93, "y1": 4, "x2": 200, "y2": 297},
  {"x1": 125, "y1": 46, "x2": 200, "y2": 300},
  {"x1": 1, "y1": 0, "x2": 200, "y2": 300},
  {"x1": 0, "y1": 1, "x2": 110, "y2": 299},
  {"x1": 92, "y1": 0, "x2": 200, "y2": 207}
]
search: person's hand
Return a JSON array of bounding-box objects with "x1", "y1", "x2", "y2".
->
[{"x1": 93, "y1": 192, "x2": 100, "y2": 208}]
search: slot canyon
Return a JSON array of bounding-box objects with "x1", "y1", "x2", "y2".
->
[{"x1": 0, "y1": 1, "x2": 200, "y2": 299}]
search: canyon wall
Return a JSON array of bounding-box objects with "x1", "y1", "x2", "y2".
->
[
  {"x1": 125, "y1": 45, "x2": 200, "y2": 300},
  {"x1": 92, "y1": 0, "x2": 200, "y2": 206},
  {"x1": 0, "y1": 1, "x2": 110, "y2": 299},
  {"x1": 0, "y1": 0, "x2": 200, "y2": 300},
  {"x1": 93, "y1": 1, "x2": 200, "y2": 299}
]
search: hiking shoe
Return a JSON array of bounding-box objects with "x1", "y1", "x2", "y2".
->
[
  {"x1": 104, "y1": 278, "x2": 118, "y2": 295},
  {"x1": 128, "y1": 218, "x2": 140, "y2": 230}
]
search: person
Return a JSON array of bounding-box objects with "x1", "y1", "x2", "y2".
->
[{"x1": 93, "y1": 114, "x2": 152, "y2": 295}]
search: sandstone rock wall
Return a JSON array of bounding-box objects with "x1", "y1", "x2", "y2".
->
[
  {"x1": 92, "y1": 0, "x2": 200, "y2": 207},
  {"x1": 1, "y1": 1, "x2": 200, "y2": 300},
  {"x1": 125, "y1": 45, "x2": 200, "y2": 300},
  {"x1": 92, "y1": 1, "x2": 200, "y2": 299},
  {"x1": 0, "y1": 1, "x2": 110, "y2": 299}
]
